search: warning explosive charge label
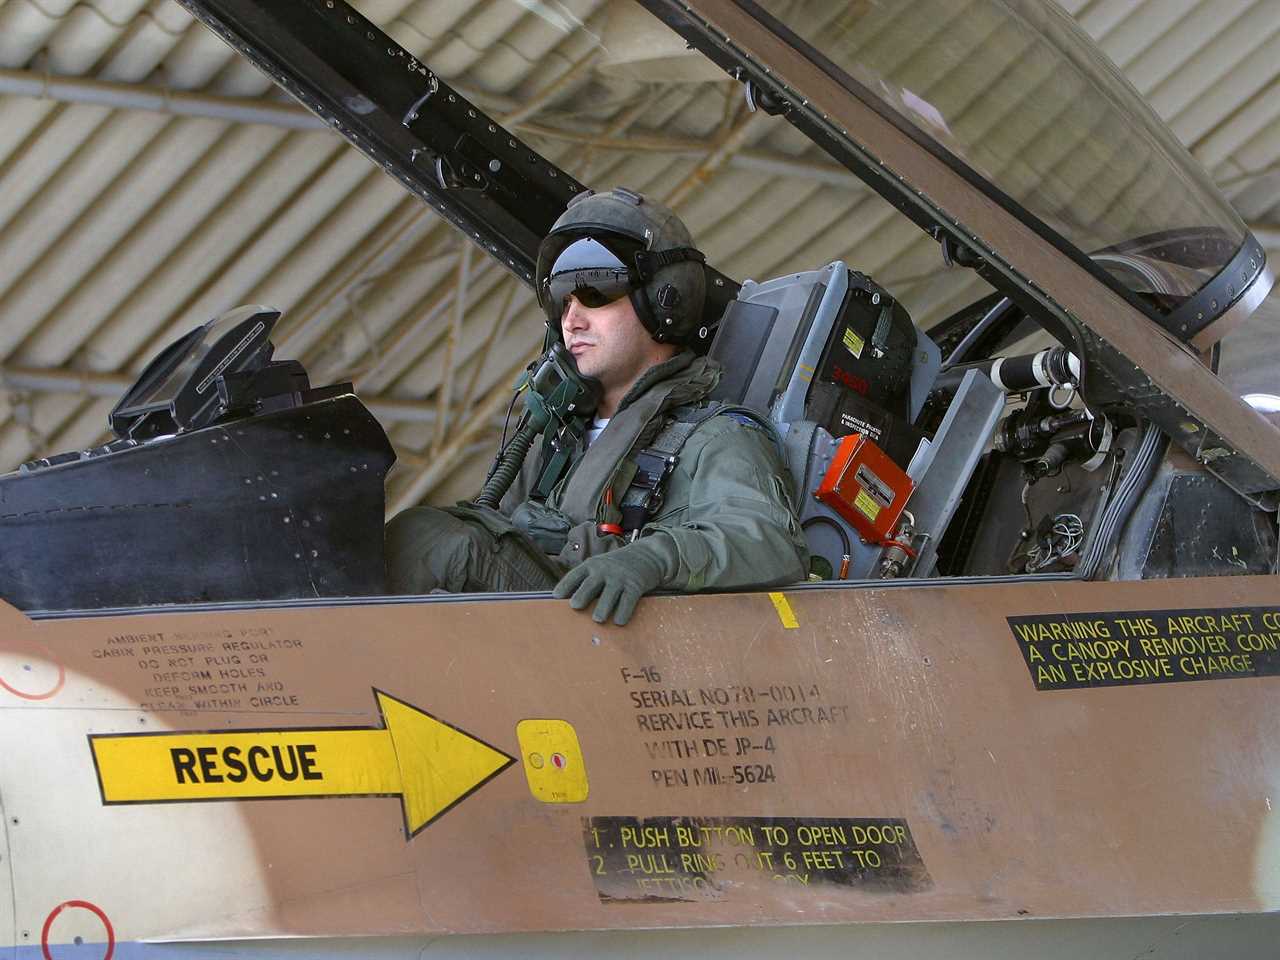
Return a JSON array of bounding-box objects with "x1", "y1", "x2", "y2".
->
[
  {"x1": 583, "y1": 816, "x2": 931, "y2": 903},
  {"x1": 1008, "y1": 606, "x2": 1280, "y2": 691}
]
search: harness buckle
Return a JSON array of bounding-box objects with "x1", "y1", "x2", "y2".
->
[{"x1": 620, "y1": 448, "x2": 678, "y2": 536}]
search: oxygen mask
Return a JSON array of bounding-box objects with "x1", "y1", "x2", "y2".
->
[{"x1": 474, "y1": 343, "x2": 600, "y2": 509}]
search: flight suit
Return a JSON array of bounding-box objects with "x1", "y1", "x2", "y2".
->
[{"x1": 384, "y1": 351, "x2": 809, "y2": 597}]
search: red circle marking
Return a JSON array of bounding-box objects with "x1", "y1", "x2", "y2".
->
[
  {"x1": 41, "y1": 900, "x2": 114, "y2": 960},
  {"x1": 551, "y1": 752, "x2": 566, "y2": 769},
  {"x1": 0, "y1": 645, "x2": 65, "y2": 701}
]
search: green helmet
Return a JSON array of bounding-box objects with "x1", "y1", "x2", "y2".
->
[{"x1": 536, "y1": 187, "x2": 709, "y2": 347}]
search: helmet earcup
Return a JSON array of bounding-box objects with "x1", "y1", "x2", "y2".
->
[{"x1": 627, "y1": 288, "x2": 658, "y2": 339}]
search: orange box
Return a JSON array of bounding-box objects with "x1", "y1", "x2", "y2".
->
[{"x1": 814, "y1": 433, "x2": 914, "y2": 544}]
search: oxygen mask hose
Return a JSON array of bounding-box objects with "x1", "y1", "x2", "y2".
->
[
  {"x1": 474, "y1": 343, "x2": 599, "y2": 510},
  {"x1": 475, "y1": 410, "x2": 546, "y2": 509}
]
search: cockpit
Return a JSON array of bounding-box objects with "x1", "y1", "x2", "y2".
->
[{"x1": 0, "y1": 0, "x2": 1276, "y2": 613}]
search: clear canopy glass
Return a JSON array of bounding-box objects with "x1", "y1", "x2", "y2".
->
[{"x1": 738, "y1": 0, "x2": 1249, "y2": 314}]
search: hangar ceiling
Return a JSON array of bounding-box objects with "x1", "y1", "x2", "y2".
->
[{"x1": 0, "y1": 0, "x2": 1276, "y2": 510}]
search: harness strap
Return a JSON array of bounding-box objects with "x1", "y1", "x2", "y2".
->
[
  {"x1": 532, "y1": 414, "x2": 590, "y2": 501},
  {"x1": 645, "y1": 417, "x2": 704, "y2": 457},
  {"x1": 616, "y1": 401, "x2": 778, "y2": 536}
]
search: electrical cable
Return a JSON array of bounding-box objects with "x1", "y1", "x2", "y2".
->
[
  {"x1": 802, "y1": 515, "x2": 853, "y2": 556},
  {"x1": 802, "y1": 516, "x2": 854, "y2": 578},
  {"x1": 481, "y1": 387, "x2": 524, "y2": 487},
  {"x1": 1076, "y1": 422, "x2": 1167, "y2": 580},
  {"x1": 1024, "y1": 513, "x2": 1084, "y2": 571}
]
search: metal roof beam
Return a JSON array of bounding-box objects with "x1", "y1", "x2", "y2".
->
[
  {"x1": 0, "y1": 67, "x2": 861, "y2": 190},
  {"x1": 0, "y1": 366, "x2": 473, "y2": 426},
  {"x1": 431, "y1": 239, "x2": 472, "y2": 454},
  {"x1": 0, "y1": 67, "x2": 327, "y2": 129},
  {"x1": 387, "y1": 346, "x2": 539, "y2": 516}
]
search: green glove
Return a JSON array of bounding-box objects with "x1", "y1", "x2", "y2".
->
[{"x1": 553, "y1": 542, "x2": 668, "y2": 625}]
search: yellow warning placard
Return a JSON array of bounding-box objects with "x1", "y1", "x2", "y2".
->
[
  {"x1": 516, "y1": 718, "x2": 589, "y2": 803},
  {"x1": 854, "y1": 489, "x2": 881, "y2": 522},
  {"x1": 842, "y1": 327, "x2": 865, "y2": 358},
  {"x1": 89, "y1": 689, "x2": 514, "y2": 836}
]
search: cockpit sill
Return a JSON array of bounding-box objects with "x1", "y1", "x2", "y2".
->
[{"x1": 24, "y1": 571, "x2": 1082, "y2": 621}]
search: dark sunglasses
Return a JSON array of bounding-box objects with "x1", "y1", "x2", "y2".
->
[{"x1": 545, "y1": 266, "x2": 636, "y2": 313}]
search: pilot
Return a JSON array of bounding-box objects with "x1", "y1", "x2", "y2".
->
[{"x1": 385, "y1": 187, "x2": 808, "y2": 624}]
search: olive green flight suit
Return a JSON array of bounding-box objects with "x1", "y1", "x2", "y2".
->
[{"x1": 384, "y1": 351, "x2": 808, "y2": 596}]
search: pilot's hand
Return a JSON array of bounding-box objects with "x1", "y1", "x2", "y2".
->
[{"x1": 553, "y1": 546, "x2": 666, "y2": 626}]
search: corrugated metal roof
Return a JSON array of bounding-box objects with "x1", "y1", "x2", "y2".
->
[{"x1": 0, "y1": 0, "x2": 1276, "y2": 508}]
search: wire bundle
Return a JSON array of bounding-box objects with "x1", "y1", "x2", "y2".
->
[
  {"x1": 1076, "y1": 422, "x2": 1167, "y2": 580},
  {"x1": 1024, "y1": 513, "x2": 1084, "y2": 571}
]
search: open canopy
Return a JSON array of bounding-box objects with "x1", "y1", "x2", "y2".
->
[
  {"x1": 174, "y1": 0, "x2": 1278, "y2": 496},
  {"x1": 743, "y1": 0, "x2": 1256, "y2": 324}
]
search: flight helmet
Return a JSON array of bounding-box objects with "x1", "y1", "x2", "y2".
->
[{"x1": 536, "y1": 187, "x2": 708, "y2": 347}]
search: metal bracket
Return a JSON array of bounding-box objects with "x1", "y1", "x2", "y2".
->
[
  {"x1": 905, "y1": 370, "x2": 1006, "y2": 577},
  {"x1": 1163, "y1": 233, "x2": 1267, "y2": 342}
]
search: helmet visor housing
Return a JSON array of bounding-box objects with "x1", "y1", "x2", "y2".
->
[{"x1": 538, "y1": 234, "x2": 646, "y2": 326}]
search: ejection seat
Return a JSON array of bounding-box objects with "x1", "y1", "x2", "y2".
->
[{"x1": 705, "y1": 262, "x2": 1004, "y2": 581}]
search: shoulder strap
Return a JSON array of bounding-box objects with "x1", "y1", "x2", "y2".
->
[
  {"x1": 708, "y1": 403, "x2": 777, "y2": 435},
  {"x1": 649, "y1": 401, "x2": 726, "y2": 452},
  {"x1": 779, "y1": 419, "x2": 821, "y2": 504},
  {"x1": 617, "y1": 401, "x2": 778, "y2": 535}
]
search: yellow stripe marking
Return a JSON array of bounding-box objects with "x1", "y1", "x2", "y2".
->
[{"x1": 769, "y1": 592, "x2": 800, "y2": 629}]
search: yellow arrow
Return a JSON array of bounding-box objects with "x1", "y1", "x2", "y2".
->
[{"x1": 88, "y1": 689, "x2": 514, "y2": 837}]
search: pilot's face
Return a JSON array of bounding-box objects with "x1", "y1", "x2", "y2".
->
[{"x1": 560, "y1": 293, "x2": 656, "y2": 395}]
